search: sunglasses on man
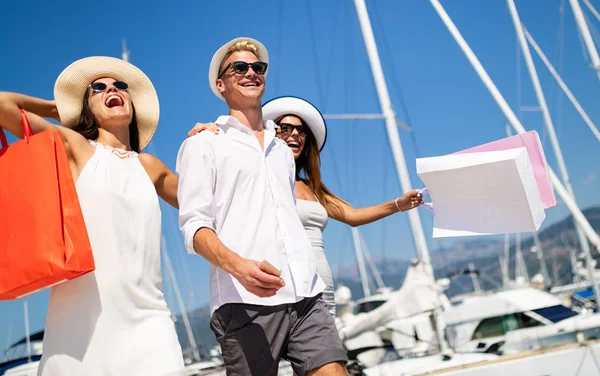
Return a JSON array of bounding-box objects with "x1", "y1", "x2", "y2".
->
[{"x1": 218, "y1": 61, "x2": 268, "y2": 79}]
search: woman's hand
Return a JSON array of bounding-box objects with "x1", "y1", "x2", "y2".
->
[
  {"x1": 395, "y1": 190, "x2": 423, "y2": 212},
  {"x1": 48, "y1": 100, "x2": 61, "y2": 122},
  {"x1": 187, "y1": 122, "x2": 219, "y2": 138}
]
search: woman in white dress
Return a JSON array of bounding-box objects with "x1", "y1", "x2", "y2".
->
[
  {"x1": 189, "y1": 96, "x2": 423, "y2": 317},
  {"x1": 0, "y1": 57, "x2": 184, "y2": 376}
]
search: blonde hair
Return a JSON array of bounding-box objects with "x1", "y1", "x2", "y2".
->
[{"x1": 219, "y1": 41, "x2": 261, "y2": 71}]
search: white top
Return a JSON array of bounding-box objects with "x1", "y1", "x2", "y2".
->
[
  {"x1": 177, "y1": 116, "x2": 325, "y2": 314},
  {"x1": 38, "y1": 142, "x2": 184, "y2": 376},
  {"x1": 296, "y1": 199, "x2": 337, "y2": 315},
  {"x1": 296, "y1": 198, "x2": 328, "y2": 249}
]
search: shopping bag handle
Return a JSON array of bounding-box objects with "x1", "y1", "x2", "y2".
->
[
  {"x1": 0, "y1": 108, "x2": 33, "y2": 150},
  {"x1": 418, "y1": 188, "x2": 435, "y2": 215},
  {"x1": 20, "y1": 108, "x2": 33, "y2": 142},
  {"x1": 0, "y1": 128, "x2": 6, "y2": 150}
]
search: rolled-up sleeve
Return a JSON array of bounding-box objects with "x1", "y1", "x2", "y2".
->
[{"x1": 176, "y1": 135, "x2": 216, "y2": 254}]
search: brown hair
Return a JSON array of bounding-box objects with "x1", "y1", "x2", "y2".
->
[
  {"x1": 275, "y1": 114, "x2": 348, "y2": 217},
  {"x1": 72, "y1": 93, "x2": 140, "y2": 152}
]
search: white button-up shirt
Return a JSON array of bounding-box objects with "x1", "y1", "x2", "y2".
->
[{"x1": 177, "y1": 115, "x2": 325, "y2": 314}]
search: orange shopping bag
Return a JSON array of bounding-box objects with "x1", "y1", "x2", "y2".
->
[{"x1": 0, "y1": 109, "x2": 95, "y2": 299}]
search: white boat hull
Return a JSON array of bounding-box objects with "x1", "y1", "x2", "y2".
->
[{"x1": 365, "y1": 341, "x2": 600, "y2": 376}]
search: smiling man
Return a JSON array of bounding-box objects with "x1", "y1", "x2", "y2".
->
[{"x1": 176, "y1": 37, "x2": 349, "y2": 376}]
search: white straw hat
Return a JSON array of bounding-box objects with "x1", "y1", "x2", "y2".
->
[
  {"x1": 208, "y1": 37, "x2": 269, "y2": 101},
  {"x1": 54, "y1": 56, "x2": 159, "y2": 150},
  {"x1": 262, "y1": 96, "x2": 327, "y2": 151}
]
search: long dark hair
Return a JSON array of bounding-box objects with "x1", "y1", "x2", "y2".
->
[
  {"x1": 275, "y1": 114, "x2": 348, "y2": 217},
  {"x1": 72, "y1": 94, "x2": 140, "y2": 152}
]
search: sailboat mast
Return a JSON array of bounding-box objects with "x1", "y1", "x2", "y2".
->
[
  {"x1": 515, "y1": 233, "x2": 531, "y2": 283},
  {"x1": 469, "y1": 263, "x2": 482, "y2": 293},
  {"x1": 523, "y1": 28, "x2": 600, "y2": 143},
  {"x1": 569, "y1": 0, "x2": 600, "y2": 80},
  {"x1": 161, "y1": 237, "x2": 201, "y2": 363},
  {"x1": 360, "y1": 232, "x2": 387, "y2": 291},
  {"x1": 503, "y1": 121, "x2": 512, "y2": 287},
  {"x1": 122, "y1": 38, "x2": 131, "y2": 63},
  {"x1": 4, "y1": 320, "x2": 13, "y2": 361},
  {"x1": 352, "y1": 0, "x2": 431, "y2": 271},
  {"x1": 532, "y1": 232, "x2": 551, "y2": 286},
  {"x1": 500, "y1": 255, "x2": 509, "y2": 287},
  {"x1": 508, "y1": 0, "x2": 598, "y2": 297},
  {"x1": 24, "y1": 302, "x2": 31, "y2": 363},
  {"x1": 503, "y1": 234, "x2": 511, "y2": 287},
  {"x1": 352, "y1": 0, "x2": 450, "y2": 354},
  {"x1": 351, "y1": 227, "x2": 372, "y2": 297}
]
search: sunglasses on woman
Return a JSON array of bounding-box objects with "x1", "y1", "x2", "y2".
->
[
  {"x1": 89, "y1": 81, "x2": 129, "y2": 93},
  {"x1": 218, "y1": 61, "x2": 268, "y2": 79},
  {"x1": 276, "y1": 123, "x2": 308, "y2": 136}
]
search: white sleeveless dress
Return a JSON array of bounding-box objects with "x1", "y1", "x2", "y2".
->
[
  {"x1": 296, "y1": 199, "x2": 336, "y2": 317},
  {"x1": 38, "y1": 142, "x2": 185, "y2": 376}
]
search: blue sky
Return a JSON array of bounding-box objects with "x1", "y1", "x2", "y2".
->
[{"x1": 1, "y1": 0, "x2": 599, "y2": 356}]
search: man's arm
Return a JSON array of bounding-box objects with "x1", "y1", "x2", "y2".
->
[
  {"x1": 177, "y1": 135, "x2": 285, "y2": 298},
  {"x1": 177, "y1": 135, "x2": 218, "y2": 254},
  {"x1": 192, "y1": 228, "x2": 284, "y2": 297}
]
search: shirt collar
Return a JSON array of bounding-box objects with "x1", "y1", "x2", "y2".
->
[{"x1": 215, "y1": 115, "x2": 276, "y2": 134}]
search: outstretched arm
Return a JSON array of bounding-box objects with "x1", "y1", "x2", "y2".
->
[{"x1": 325, "y1": 190, "x2": 423, "y2": 227}]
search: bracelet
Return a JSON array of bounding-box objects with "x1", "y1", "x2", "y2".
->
[{"x1": 395, "y1": 197, "x2": 402, "y2": 212}]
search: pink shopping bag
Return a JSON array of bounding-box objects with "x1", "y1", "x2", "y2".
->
[{"x1": 454, "y1": 131, "x2": 556, "y2": 209}]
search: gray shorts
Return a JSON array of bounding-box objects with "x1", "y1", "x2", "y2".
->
[{"x1": 210, "y1": 293, "x2": 348, "y2": 376}]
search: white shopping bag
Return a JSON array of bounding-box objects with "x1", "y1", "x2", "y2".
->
[{"x1": 416, "y1": 147, "x2": 545, "y2": 238}]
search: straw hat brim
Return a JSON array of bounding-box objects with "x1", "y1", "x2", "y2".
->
[
  {"x1": 262, "y1": 96, "x2": 327, "y2": 151},
  {"x1": 54, "y1": 56, "x2": 159, "y2": 150},
  {"x1": 208, "y1": 37, "x2": 269, "y2": 101}
]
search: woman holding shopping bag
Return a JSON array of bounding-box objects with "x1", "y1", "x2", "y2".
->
[{"x1": 0, "y1": 56, "x2": 184, "y2": 375}]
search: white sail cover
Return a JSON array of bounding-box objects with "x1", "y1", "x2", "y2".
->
[{"x1": 341, "y1": 261, "x2": 441, "y2": 341}]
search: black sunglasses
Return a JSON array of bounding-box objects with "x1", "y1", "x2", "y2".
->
[
  {"x1": 89, "y1": 81, "x2": 129, "y2": 93},
  {"x1": 276, "y1": 123, "x2": 308, "y2": 136},
  {"x1": 217, "y1": 61, "x2": 268, "y2": 79}
]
